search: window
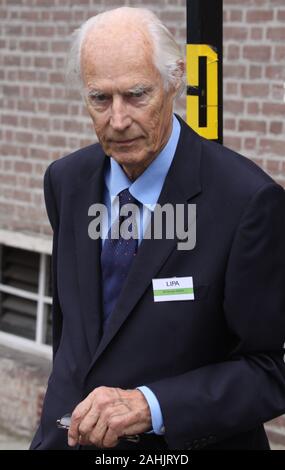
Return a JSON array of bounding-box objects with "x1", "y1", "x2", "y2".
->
[{"x1": 0, "y1": 237, "x2": 52, "y2": 358}]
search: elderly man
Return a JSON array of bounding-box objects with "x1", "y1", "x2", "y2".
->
[{"x1": 30, "y1": 7, "x2": 285, "y2": 450}]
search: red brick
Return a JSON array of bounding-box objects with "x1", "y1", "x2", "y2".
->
[
  {"x1": 49, "y1": 72, "x2": 64, "y2": 84},
  {"x1": 265, "y1": 66, "x2": 285, "y2": 80},
  {"x1": 267, "y1": 28, "x2": 285, "y2": 41},
  {"x1": 243, "y1": 45, "x2": 271, "y2": 62},
  {"x1": 247, "y1": 102, "x2": 261, "y2": 115},
  {"x1": 34, "y1": 26, "x2": 55, "y2": 36},
  {"x1": 226, "y1": 82, "x2": 238, "y2": 95},
  {"x1": 0, "y1": 174, "x2": 17, "y2": 185},
  {"x1": 18, "y1": 70, "x2": 37, "y2": 81},
  {"x1": 275, "y1": 46, "x2": 285, "y2": 61},
  {"x1": 266, "y1": 160, "x2": 281, "y2": 173},
  {"x1": 63, "y1": 121, "x2": 83, "y2": 133},
  {"x1": 272, "y1": 84, "x2": 284, "y2": 101},
  {"x1": 230, "y1": 0, "x2": 267, "y2": 4},
  {"x1": 49, "y1": 103, "x2": 69, "y2": 115},
  {"x1": 224, "y1": 100, "x2": 244, "y2": 114},
  {"x1": 34, "y1": 57, "x2": 53, "y2": 68},
  {"x1": 246, "y1": 10, "x2": 273, "y2": 22},
  {"x1": 224, "y1": 26, "x2": 248, "y2": 41},
  {"x1": 224, "y1": 136, "x2": 242, "y2": 151},
  {"x1": 3, "y1": 85, "x2": 20, "y2": 96},
  {"x1": 229, "y1": 10, "x2": 242, "y2": 22},
  {"x1": 245, "y1": 138, "x2": 257, "y2": 150},
  {"x1": 262, "y1": 103, "x2": 285, "y2": 116},
  {"x1": 2, "y1": 115, "x2": 18, "y2": 126},
  {"x1": 160, "y1": 11, "x2": 185, "y2": 23},
  {"x1": 249, "y1": 65, "x2": 262, "y2": 79},
  {"x1": 224, "y1": 65, "x2": 246, "y2": 79},
  {"x1": 14, "y1": 161, "x2": 33, "y2": 173},
  {"x1": 4, "y1": 56, "x2": 21, "y2": 66},
  {"x1": 51, "y1": 41, "x2": 69, "y2": 53},
  {"x1": 52, "y1": 11, "x2": 72, "y2": 21},
  {"x1": 14, "y1": 190, "x2": 31, "y2": 202},
  {"x1": 29, "y1": 178, "x2": 43, "y2": 189},
  {"x1": 227, "y1": 44, "x2": 240, "y2": 60},
  {"x1": 15, "y1": 132, "x2": 34, "y2": 144},
  {"x1": 30, "y1": 117, "x2": 50, "y2": 131},
  {"x1": 250, "y1": 28, "x2": 263, "y2": 40},
  {"x1": 224, "y1": 119, "x2": 236, "y2": 130},
  {"x1": 32, "y1": 87, "x2": 52, "y2": 99},
  {"x1": 31, "y1": 149, "x2": 50, "y2": 161},
  {"x1": 270, "y1": 122, "x2": 283, "y2": 135},
  {"x1": 239, "y1": 120, "x2": 266, "y2": 133},
  {"x1": 48, "y1": 135, "x2": 66, "y2": 147},
  {"x1": 260, "y1": 139, "x2": 285, "y2": 157},
  {"x1": 277, "y1": 10, "x2": 285, "y2": 21},
  {"x1": 241, "y1": 83, "x2": 269, "y2": 98}
]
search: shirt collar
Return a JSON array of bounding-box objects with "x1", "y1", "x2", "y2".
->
[{"x1": 105, "y1": 115, "x2": 181, "y2": 211}]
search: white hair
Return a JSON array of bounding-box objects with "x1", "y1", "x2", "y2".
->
[{"x1": 66, "y1": 7, "x2": 185, "y2": 96}]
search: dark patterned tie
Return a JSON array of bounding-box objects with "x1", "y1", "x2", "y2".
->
[{"x1": 101, "y1": 188, "x2": 139, "y2": 330}]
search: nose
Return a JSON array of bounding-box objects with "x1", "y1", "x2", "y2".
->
[{"x1": 110, "y1": 96, "x2": 132, "y2": 132}]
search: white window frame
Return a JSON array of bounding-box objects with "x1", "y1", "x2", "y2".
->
[{"x1": 0, "y1": 230, "x2": 52, "y2": 360}]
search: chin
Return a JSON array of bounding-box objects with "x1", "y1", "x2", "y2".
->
[{"x1": 110, "y1": 148, "x2": 146, "y2": 165}]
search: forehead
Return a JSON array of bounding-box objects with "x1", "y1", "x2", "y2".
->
[{"x1": 81, "y1": 26, "x2": 160, "y2": 89}]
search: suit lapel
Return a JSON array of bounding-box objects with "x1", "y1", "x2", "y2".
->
[
  {"x1": 73, "y1": 147, "x2": 106, "y2": 358},
  {"x1": 87, "y1": 118, "x2": 203, "y2": 370}
]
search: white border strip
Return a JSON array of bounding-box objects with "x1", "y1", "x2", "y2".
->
[{"x1": 0, "y1": 230, "x2": 52, "y2": 255}]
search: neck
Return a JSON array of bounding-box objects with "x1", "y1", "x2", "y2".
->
[{"x1": 121, "y1": 119, "x2": 173, "y2": 181}]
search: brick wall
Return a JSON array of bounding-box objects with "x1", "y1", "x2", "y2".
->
[
  {"x1": 223, "y1": 0, "x2": 285, "y2": 188},
  {"x1": 0, "y1": 0, "x2": 186, "y2": 236},
  {"x1": 0, "y1": 0, "x2": 285, "y2": 448}
]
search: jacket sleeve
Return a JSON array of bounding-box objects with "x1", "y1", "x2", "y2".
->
[
  {"x1": 147, "y1": 182, "x2": 285, "y2": 449},
  {"x1": 44, "y1": 162, "x2": 63, "y2": 361}
]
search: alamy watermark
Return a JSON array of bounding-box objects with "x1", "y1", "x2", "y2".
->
[{"x1": 88, "y1": 198, "x2": 196, "y2": 251}]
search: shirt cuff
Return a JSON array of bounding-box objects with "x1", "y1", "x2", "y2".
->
[{"x1": 137, "y1": 386, "x2": 165, "y2": 435}]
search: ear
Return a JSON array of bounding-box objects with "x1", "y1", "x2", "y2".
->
[{"x1": 173, "y1": 59, "x2": 186, "y2": 94}]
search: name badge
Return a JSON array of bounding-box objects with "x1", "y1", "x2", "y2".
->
[{"x1": 152, "y1": 276, "x2": 194, "y2": 302}]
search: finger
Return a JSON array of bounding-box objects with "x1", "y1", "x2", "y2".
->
[
  {"x1": 78, "y1": 406, "x2": 100, "y2": 440},
  {"x1": 89, "y1": 403, "x2": 126, "y2": 448},
  {"x1": 88, "y1": 415, "x2": 109, "y2": 448},
  {"x1": 102, "y1": 425, "x2": 120, "y2": 448},
  {"x1": 68, "y1": 398, "x2": 92, "y2": 446}
]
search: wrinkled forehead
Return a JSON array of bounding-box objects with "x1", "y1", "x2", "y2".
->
[{"x1": 81, "y1": 24, "x2": 156, "y2": 81}]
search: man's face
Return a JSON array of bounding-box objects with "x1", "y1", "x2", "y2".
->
[{"x1": 81, "y1": 28, "x2": 177, "y2": 174}]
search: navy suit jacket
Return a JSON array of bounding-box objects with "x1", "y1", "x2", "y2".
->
[{"x1": 31, "y1": 116, "x2": 285, "y2": 450}]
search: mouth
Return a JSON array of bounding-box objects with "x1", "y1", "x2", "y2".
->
[{"x1": 111, "y1": 137, "x2": 140, "y2": 146}]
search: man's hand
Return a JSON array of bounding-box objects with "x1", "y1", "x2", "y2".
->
[{"x1": 68, "y1": 386, "x2": 152, "y2": 448}]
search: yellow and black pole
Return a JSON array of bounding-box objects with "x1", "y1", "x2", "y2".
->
[{"x1": 186, "y1": 0, "x2": 223, "y2": 143}]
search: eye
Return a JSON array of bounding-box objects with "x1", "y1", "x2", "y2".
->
[
  {"x1": 125, "y1": 89, "x2": 147, "y2": 100},
  {"x1": 131, "y1": 90, "x2": 145, "y2": 98},
  {"x1": 95, "y1": 94, "x2": 108, "y2": 102},
  {"x1": 88, "y1": 92, "x2": 110, "y2": 104}
]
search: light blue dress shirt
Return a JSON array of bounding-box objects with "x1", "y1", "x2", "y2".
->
[{"x1": 103, "y1": 115, "x2": 181, "y2": 435}]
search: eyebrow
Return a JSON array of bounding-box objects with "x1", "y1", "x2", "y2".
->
[
  {"x1": 127, "y1": 84, "x2": 152, "y2": 94},
  {"x1": 86, "y1": 84, "x2": 152, "y2": 97}
]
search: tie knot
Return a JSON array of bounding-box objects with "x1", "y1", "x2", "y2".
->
[{"x1": 119, "y1": 188, "x2": 138, "y2": 208}]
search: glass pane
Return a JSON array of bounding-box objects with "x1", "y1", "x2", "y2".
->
[
  {"x1": 2, "y1": 246, "x2": 39, "y2": 293},
  {"x1": 0, "y1": 293, "x2": 37, "y2": 340},
  {"x1": 0, "y1": 246, "x2": 39, "y2": 339}
]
